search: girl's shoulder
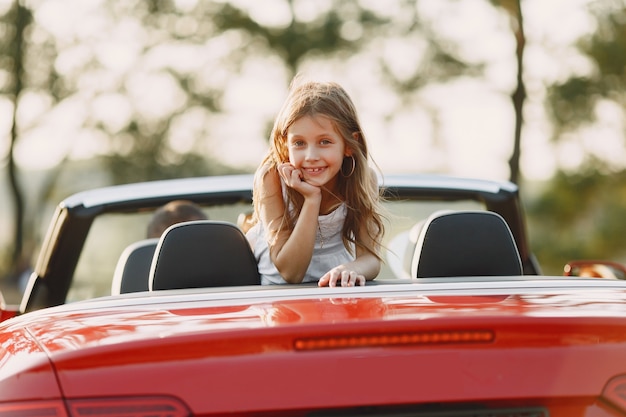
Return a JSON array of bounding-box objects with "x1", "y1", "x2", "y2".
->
[
  {"x1": 255, "y1": 161, "x2": 276, "y2": 179},
  {"x1": 254, "y1": 162, "x2": 284, "y2": 201},
  {"x1": 254, "y1": 162, "x2": 279, "y2": 185}
]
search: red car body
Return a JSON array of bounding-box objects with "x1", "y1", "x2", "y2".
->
[
  {"x1": 1, "y1": 174, "x2": 625, "y2": 417},
  {"x1": 3, "y1": 280, "x2": 626, "y2": 416}
]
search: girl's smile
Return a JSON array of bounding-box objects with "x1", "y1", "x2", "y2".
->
[{"x1": 303, "y1": 166, "x2": 327, "y2": 175}]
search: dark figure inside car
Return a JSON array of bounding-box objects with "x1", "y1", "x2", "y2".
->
[{"x1": 147, "y1": 200, "x2": 208, "y2": 238}]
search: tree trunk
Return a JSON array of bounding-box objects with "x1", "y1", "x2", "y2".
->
[
  {"x1": 508, "y1": 0, "x2": 526, "y2": 185},
  {"x1": 7, "y1": 2, "x2": 28, "y2": 273}
]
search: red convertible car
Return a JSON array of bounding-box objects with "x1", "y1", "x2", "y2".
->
[{"x1": 1, "y1": 174, "x2": 625, "y2": 417}]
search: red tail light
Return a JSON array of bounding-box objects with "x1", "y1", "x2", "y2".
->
[
  {"x1": 0, "y1": 400, "x2": 68, "y2": 416},
  {"x1": 0, "y1": 397, "x2": 190, "y2": 417},
  {"x1": 67, "y1": 397, "x2": 190, "y2": 417},
  {"x1": 602, "y1": 374, "x2": 626, "y2": 414}
]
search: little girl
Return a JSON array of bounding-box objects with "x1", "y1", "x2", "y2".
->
[{"x1": 247, "y1": 78, "x2": 385, "y2": 287}]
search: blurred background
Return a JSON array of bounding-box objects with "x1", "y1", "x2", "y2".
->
[{"x1": 1, "y1": 0, "x2": 626, "y2": 303}]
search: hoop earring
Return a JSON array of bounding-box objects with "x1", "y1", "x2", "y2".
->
[{"x1": 341, "y1": 155, "x2": 356, "y2": 177}]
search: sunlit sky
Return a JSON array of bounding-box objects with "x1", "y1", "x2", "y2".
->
[{"x1": 4, "y1": 0, "x2": 624, "y2": 184}]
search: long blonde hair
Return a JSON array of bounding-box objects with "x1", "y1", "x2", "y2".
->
[{"x1": 253, "y1": 79, "x2": 385, "y2": 260}]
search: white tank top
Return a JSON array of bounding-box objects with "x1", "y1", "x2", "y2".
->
[{"x1": 247, "y1": 202, "x2": 354, "y2": 285}]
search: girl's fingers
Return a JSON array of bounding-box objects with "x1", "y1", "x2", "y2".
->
[
  {"x1": 319, "y1": 266, "x2": 367, "y2": 288},
  {"x1": 278, "y1": 164, "x2": 292, "y2": 182},
  {"x1": 278, "y1": 163, "x2": 303, "y2": 188},
  {"x1": 341, "y1": 271, "x2": 365, "y2": 287},
  {"x1": 319, "y1": 270, "x2": 340, "y2": 287},
  {"x1": 318, "y1": 270, "x2": 365, "y2": 287},
  {"x1": 341, "y1": 271, "x2": 351, "y2": 287}
]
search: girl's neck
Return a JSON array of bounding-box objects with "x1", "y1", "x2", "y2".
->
[{"x1": 320, "y1": 188, "x2": 343, "y2": 215}]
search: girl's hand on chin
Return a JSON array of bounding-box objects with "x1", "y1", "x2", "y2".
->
[{"x1": 278, "y1": 163, "x2": 321, "y2": 198}]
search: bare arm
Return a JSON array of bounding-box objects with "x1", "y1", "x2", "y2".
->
[
  {"x1": 258, "y1": 165, "x2": 321, "y2": 283},
  {"x1": 318, "y1": 168, "x2": 382, "y2": 287},
  {"x1": 317, "y1": 219, "x2": 382, "y2": 287}
]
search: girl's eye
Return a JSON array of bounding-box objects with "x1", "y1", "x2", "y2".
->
[
  {"x1": 291, "y1": 140, "x2": 305, "y2": 147},
  {"x1": 320, "y1": 139, "x2": 332, "y2": 145}
]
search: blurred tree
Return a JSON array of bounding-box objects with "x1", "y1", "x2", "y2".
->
[
  {"x1": 0, "y1": 0, "x2": 65, "y2": 283},
  {"x1": 490, "y1": 0, "x2": 526, "y2": 185},
  {"x1": 211, "y1": 0, "x2": 387, "y2": 75},
  {"x1": 375, "y1": 0, "x2": 482, "y2": 158},
  {"x1": 219, "y1": 0, "x2": 482, "y2": 171},
  {"x1": 56, "y1": 0, "x2": 394, "y2": 183},
  {"x1": 69, "y1": 1, "x2": 230, "y2": 184},
  {"x1": 84, "y1": 0, "x2": 392, "y2": 182},
  {"x1": 547, "y1": 0, "x2": 626, "y2": 139},
  {"x1": 527, "y1": 164, "x2": 626, "y2": 273},
  {"x1": 531, "y1": 0, "x2": 626, "y2": 271},
  {"x1": 1, "y1": 1, "x2": 29, "y2": 272}
]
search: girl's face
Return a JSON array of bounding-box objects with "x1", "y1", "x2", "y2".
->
[{"x1": 286, "y1": 115, "x2": 348, "y2": 188}]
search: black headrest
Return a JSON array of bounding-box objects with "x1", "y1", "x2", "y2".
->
[
  {"x1": 411, "y1": 210, "x2": 522, "y2": 278},
  {"x1": 112, "y1": 238, "x2": 159, "y2": 294},
  {"x1": 149, "y1": 220, "x2": 260, "y2": 290}
]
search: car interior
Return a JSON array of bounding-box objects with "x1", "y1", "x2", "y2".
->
[
  {"x1": 107, "y1": 209, "x2": 523, "y2": 294},
  {"x1": 66, "y1": 197, "x2": 497, "y2": 302}
]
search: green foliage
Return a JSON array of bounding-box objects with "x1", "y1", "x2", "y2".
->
[
  {"x1": 547, "y1": 0, "x2": 626, "y2": 133},
  {"x1": 0, "y1": 2, "x2": 30, "y2": 95},
  {"x1": 76, "y1": 1, "x2": 399, "y2": 181},
  {"x1": 535, "y1": 1, "x2": 626, "y2": 273},
  {"x1": 547, "y1": 77, "x2": 599, "y2": 128},
  {"x1": 527, "y1": 165, "x2": 626, "y2": 274},
  {"x1": 211, "y1": 1, "x2": 387, "y2": 72},
  {"x1": 585, "y1": 4, "x2": 626, "y2": 79},
  {"x1": 104, "y1": 152, "x2": 243, "y2": 184}
]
